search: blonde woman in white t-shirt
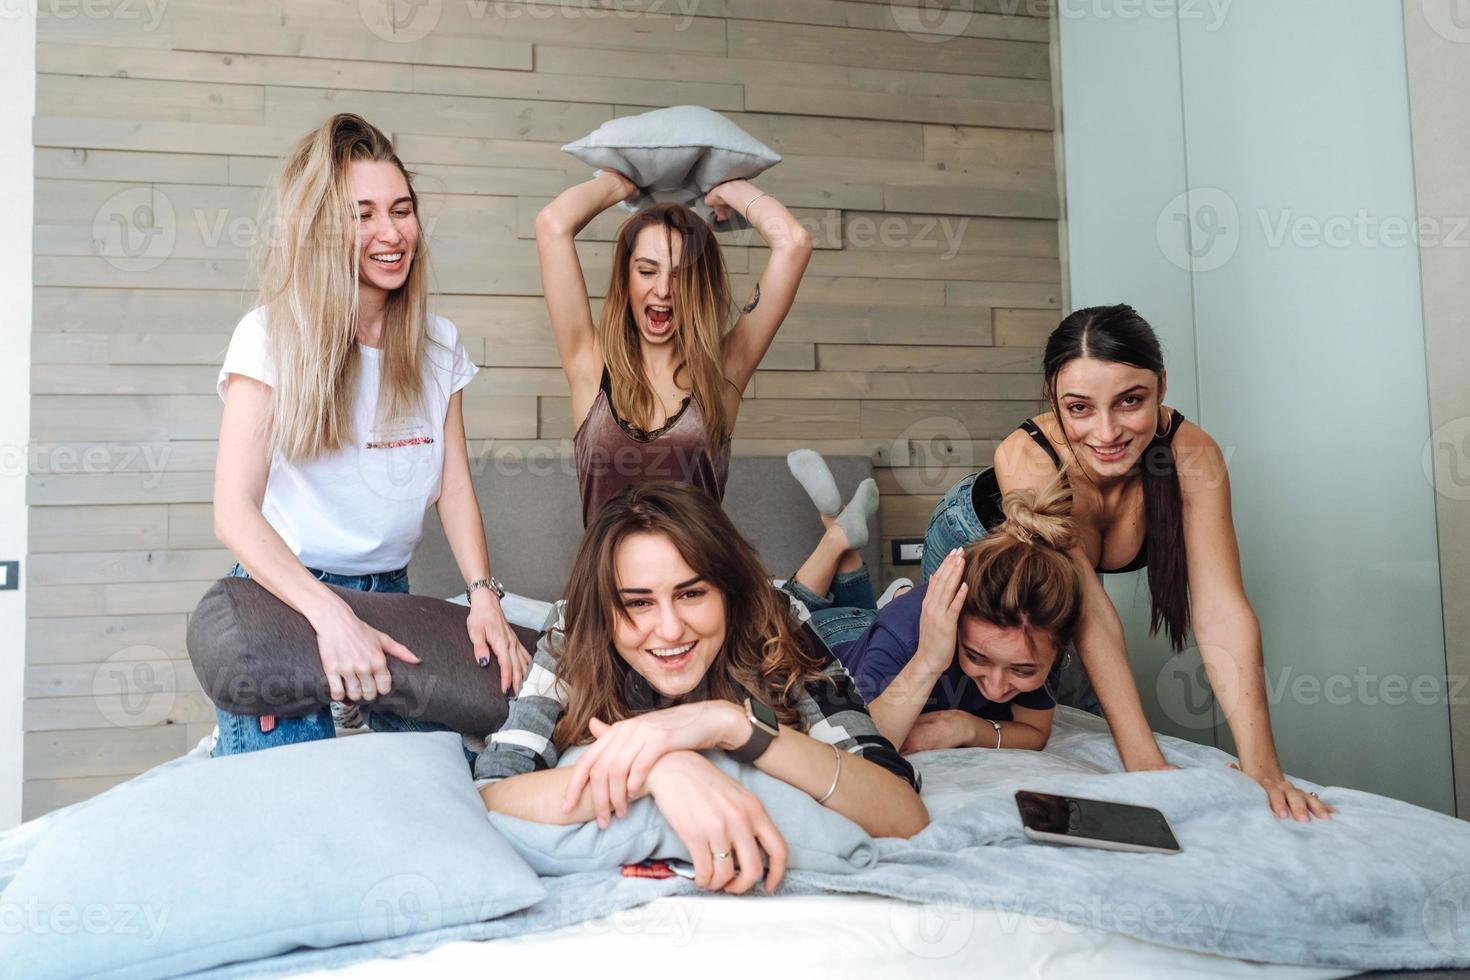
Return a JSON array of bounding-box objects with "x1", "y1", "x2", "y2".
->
[{"x1": 212, "y1": 113, "x2": 530, "y2": 755}]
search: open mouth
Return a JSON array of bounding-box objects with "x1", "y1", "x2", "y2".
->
[
  {"x1": 369, "y1": 251, "x2": 405, "y2": 269},
  {"x1": 645, "y1": 305, "x2": 672, "y2": 328},
  {"x1": 646, "y1": 641, "x2": 694, "y2": 671},
  {"x1": 1088, "y1": 442, "x2": 1129, "y2": 463}
]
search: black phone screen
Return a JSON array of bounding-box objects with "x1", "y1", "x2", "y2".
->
[{"x1": 1015, "y1": 790, "x2": 1181, "y2": 852}]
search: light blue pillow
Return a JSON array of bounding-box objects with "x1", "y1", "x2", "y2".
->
[
  {"x1": 561, "y1": 105, "x2": 782, "y2": 231},
  {"x1": 488, "y1": 748, "x2": 876, "y2": 876},
  {"x1": 0, "y1": 732, "x2": 545, "y2": 980}
]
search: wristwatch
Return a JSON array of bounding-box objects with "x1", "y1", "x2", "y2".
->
[
  {"x1": 466, "y1": 576, "x2": 505, "y2": 602},
  {"x1": 728, "y1": 697, "x2": 779, "y2": 764}
]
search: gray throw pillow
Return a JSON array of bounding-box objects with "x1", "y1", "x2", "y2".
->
[
  {"x1": 187, "y1": 576, "x2": 536, "y2": 736},
  {"x1": 0, "y1": 732, "x2": 545, "y2": 980},
  {"x1": 561, "y1": 105, "x2": 781, "y2": 230},
  {"x1": 487, "y1": 747, "x2": 876, "y2": 876}
]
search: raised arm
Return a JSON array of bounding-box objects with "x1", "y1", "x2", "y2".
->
[
  {"x1": 534, "y1": 171, "x2": 638, "y2": 411},
  {"x1": 1176, "y1": 425, "x2": 1332, "y2": 820},
  {"x1": 708, "y1": 180, "x2": 814, "y2": 395}
]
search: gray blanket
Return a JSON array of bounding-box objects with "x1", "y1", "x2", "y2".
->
[{"x1": 5, "y1": 709, "x2": 1467, "y2": 976}]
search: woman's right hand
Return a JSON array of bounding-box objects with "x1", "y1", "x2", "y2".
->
[
  {"x1": 645, "y1": 751, "x2": 788, "y2": 895},
  {"x1": 310, "y1": 601, "x2": 421, "y2": 703},
  {"x1": 915, "y1": 547, "x2": 967, "y2": 674}
]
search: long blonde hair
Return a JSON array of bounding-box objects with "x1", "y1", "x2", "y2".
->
[
  {"x1": 256, "y1": 113, "x2": 432, "y2": 461},
  {"x1": 596, "y1": 203, "x2": 735, "y2": 448},
  {"x1": 962, "y1": 473, "x2": 1084, "y2": 660},
  {"x1": 550, "y1": 483, "x2": 828, "y2": 752}
]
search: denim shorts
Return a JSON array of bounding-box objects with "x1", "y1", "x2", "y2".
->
[{"x1": 921, "y1": 472, "x2": 989, "y2": 581}]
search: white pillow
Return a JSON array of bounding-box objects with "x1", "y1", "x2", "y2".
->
[{"x1": 561, "y1": 105, "x2": 782, "y2": 230}]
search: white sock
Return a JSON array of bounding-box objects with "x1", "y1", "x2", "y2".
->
[
  {"x1": 834, "y1": 478, "x2": 879, "y2": 552},
  {"x1": 787, "y1": 449, "x2": 842, "y2": 516}
]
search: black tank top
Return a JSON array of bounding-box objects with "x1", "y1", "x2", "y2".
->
[{"x1": 970, "y1": 410, "x2": 1185, "y2": 575}]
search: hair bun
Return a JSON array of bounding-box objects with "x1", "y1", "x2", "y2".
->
[{"x1": 999, "y1": 474, "x2": 1074, "y2": 551}]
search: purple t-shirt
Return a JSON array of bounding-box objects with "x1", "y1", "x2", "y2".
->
[{"x1": 833, "y1": 583, "x2": 1060, "y2": 722}]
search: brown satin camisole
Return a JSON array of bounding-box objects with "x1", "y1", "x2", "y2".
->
[{"x1": 573, "y1": 369, "x2": 731, "y2": 526}]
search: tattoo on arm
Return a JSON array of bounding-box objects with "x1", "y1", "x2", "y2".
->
[{"x1": 742, "y1": 283, "x2": 761, "y2": 315}]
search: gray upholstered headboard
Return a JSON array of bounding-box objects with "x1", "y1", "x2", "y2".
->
[{"x1": 409, "y1": 455, "x2": 881, "y2": 603}]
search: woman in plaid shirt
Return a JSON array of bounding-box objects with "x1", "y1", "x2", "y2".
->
[{"x1": 476, "y1": 483, "x2": 927, "y2": 895}]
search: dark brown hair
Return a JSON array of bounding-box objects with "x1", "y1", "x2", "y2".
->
[
  {"x1": 550, "y1": 483, "x2": 828, "y2": 751},
  {"x1": 1043, "y1": 303, "x2": 1190, "y2": 650}
]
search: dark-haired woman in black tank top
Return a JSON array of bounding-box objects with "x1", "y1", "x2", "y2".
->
[{"x1": 922, "y1": 305, "x2": 1334, "y2": 823}]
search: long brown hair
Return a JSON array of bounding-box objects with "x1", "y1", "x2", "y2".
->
[
  {"x1": 256, "y1": 113, "x2": 432, "y2": 462},
  {"x1": 962, "y1": 474, "x2": 1084, "y2": 664},
  {"x1": 596, "y1": 203, "x2": 735, "y2": 448},
  {"x1": 1042, "y1": 304, "x2": 1190, "y2": 651},
  {"x1": 550, "y1": 483, "x2": 827, "y2": 752}
]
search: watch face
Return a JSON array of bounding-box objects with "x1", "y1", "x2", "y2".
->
[{"x1": 748, "y1": 697, "x2": 779, "y2": 735}]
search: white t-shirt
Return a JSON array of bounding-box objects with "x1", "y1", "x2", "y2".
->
[{"x1": 217, "y1": 307, "x2": 478, "y2": 575}]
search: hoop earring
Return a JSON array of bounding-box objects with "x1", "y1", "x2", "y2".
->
[{"x1": 1155, "y1": 407, "x2": 1173, "y2": 438}]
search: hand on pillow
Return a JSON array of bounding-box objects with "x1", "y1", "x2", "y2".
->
[
  {"x1": 644, "y1": 750, "x2": 789, "y2": 895},
  {"x1": 563, "y1": 106, "x2": 782, "y2": 230},
  {"x1": 703, "y1": 179, "x2": 746, "y2": 225},
  {"x1": 595, "y1": 167, "x2": 639, "y2": 205}
]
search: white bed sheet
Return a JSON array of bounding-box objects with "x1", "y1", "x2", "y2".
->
[{"x1": 297, "y1": 893, "x2": 1355, "y2": 980}]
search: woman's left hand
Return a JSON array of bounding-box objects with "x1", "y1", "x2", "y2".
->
[
  {"x1": 466, "y1": 591, "x2": 531, "y2": 694},
  {"x1": 1231, "y1": 762, "x2": 1336, "y2": 821},
  {"x1": 900, "y1": 710, "x2": 985, "y2": 754},
  {"x1": 562, "y1": 701, "x2": 746, "y2": 827},
  {"x1": 704, "y1": 179, "x2": 753, "y2": 223}
]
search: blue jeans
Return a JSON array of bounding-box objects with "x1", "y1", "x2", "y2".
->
[
  {"x1": 919, "y1": 474, "x2": 1103, "y2": 716},
  {"x1": 921, "y1": 472, "x2": 987, "y2": 582},
  {"x1": 784, "y1": 566, "x2": 881, "y2": 651},
  {"x1": 212, "y1": 562, "x2": 454, "y2": 756}
]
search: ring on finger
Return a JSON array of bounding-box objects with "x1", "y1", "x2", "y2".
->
[
  {"x1": 713, "y1": 850, "x2": 731, "y2": 861},
  {"x1": 1307, "y1": 791, "x2": 1319, "y2": 799}
]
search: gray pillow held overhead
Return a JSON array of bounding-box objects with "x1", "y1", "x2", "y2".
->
[{"x1": 561, "y1": 105, "x2": 782, "y2": 231}]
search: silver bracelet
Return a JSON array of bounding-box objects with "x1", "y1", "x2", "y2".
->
[
  {"x1": 816, "y1": 742, "x2": 843, "y2": 805},
  {"x1": 989, "y1": 719, "x2": 1003, "y2": 750},
  {"x1": 743, "y1": 191, "x2": 771, "y2": 222}
]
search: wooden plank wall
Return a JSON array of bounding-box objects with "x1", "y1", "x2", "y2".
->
[{"x1": 25, "y1": 0, "x2": 1061, "y2": 818}]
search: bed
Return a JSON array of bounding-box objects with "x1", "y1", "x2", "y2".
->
[
  {"x1": 6, "y1": 456, "x2": 1466, "y2": 978},
  {"x1": 4, "y1": 704, "x2": 1466, "y2": 979}
]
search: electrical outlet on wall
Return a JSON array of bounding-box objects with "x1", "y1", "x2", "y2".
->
[{"x1": 890, "y1": 540, "x2": 924, "y2": 566}]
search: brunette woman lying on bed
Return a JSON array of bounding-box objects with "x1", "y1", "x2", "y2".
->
[
  {"x1": 474, "y1": 483, "x2": 928, "y2": 895},
  {"x1": 780, "y1": 451, "x2": 1083, "y2": 755}
]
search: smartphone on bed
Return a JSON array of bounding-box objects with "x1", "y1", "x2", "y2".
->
[{"x1": 1015, "y1": 790, "x2": 1181, "y2": 855}]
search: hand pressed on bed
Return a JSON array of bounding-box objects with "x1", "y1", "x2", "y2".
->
[
  {"x1": 562, "y1": 701, "x2": 746, "y2": 827},
  {"x1": 466, "y1": 590, "x2": 530, "y2": 694},
  {"x1": 645, "y1": 750, "x2": 788, "y2": 895},
  {"x1": 1228, "y1": 762, "x2": 1336, "y2": 822}
]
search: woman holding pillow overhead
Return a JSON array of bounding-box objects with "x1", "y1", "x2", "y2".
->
[
  {"x1": 536, "y1": 168, "x2": 812, "y2": 525},
  {"x1": 211, "y1": 114, "x2": 530, "y2": 754}
]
